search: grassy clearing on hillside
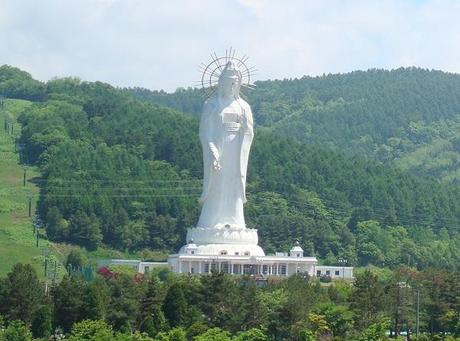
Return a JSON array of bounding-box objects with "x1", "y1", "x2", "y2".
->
[{"x1": 0, "y1": 98, "x2": 49, "y2": 277}]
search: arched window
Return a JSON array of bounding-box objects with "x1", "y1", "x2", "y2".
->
[
  {"x1": 220, "y1": 250, "x2": 228, "y2": 255},
  {"x1": 244, "y1": 251, "x2": 250, "y2": 256}
]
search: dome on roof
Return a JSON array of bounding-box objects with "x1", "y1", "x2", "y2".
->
[{"x1": 290, "y1": 241, "x2": 303, "y2": 252}]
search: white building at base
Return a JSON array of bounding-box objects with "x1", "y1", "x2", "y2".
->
[{"x1": 168, "y1": 240, "x2": 353, "y2": 279}]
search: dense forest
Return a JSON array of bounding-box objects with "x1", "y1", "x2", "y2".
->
[
  {"x1": 128, "y1": 68, "x2": 460, "y2": 183},
  {"x1": 1, "y1": 64, "x2": 460, "y2": 270},
  {"x1": 0, "y1": 262, "x2": 459, "y2": 340}
]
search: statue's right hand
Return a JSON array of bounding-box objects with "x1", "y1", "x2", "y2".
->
[
  {"x1": 213, "y1": 158, "x2": 222, "y2": 171},
  {"x1": 209, "y1": 143, "x2": 221, "y2": 170}
]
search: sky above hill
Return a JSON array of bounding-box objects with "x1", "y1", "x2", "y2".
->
[{"x1": 1, "y1": 0, "x2": 459, "y2": 91}]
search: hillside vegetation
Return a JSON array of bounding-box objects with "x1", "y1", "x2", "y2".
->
[
  {"x1": 1, "y1": 65, "x2": 460, "y2": 271},
  {"x1": 128, "y1": 68, "x2": 460, "y2": 183},
  {"x1": 0, "y1": 98, "x2": 45, "y2": 277}
]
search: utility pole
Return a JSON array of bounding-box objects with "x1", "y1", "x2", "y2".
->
[
  {"x1": 416, "y1": 288, "x2": 420, "y2": 338},
  {"x1": 28, "y1": 193, "x2": 32, "y2": 217},
  {"x1": 22, "y1": 165, "x2": 28, "y2": 186},
  {"x1": 53, "y1": 260, "x2": 57, "y2": 285}
]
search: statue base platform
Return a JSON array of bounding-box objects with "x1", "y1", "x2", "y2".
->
[
  {"x1": 178, "y1": 243, "x2": 265, "y2": 256},
  {"x1": 186, "y1": 226, "x2": 259, "y2": 246},
  {"x1": 179, "y1": 226, "x2": 265, "y2": 256}
]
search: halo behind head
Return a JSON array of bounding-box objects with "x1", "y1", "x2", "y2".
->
[{"x1": 198, "y1": 48, "x2": 256, "y2": 99}]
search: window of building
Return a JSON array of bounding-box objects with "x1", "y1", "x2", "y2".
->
[
  {"x1": 297, "y1": 254, "x2": 300, "y2": 257},
  {"x1": 220, "y1": 250, "x2": 228, "y2": 255},
  {"x1": 326, "y1": 270, "x2": 330, "y2": 275},
  {"x1": 244, "y1": 251, "x2": 250, "y2": 256},
  {"x1": 144, "y1": 266, "x2": 150, "y2": 274},
  {"x1": 233, "y1": 264, "x2": 241, "y2": 274},
  {"x1": 191, "y1": 268, "x2": 194, "y2": 274},
  {"x1": 191, "y1": 251, "x2": 195, "y2": 254},
  {"x1": 235, "y1": 252, "x2": 239, "y2": 255},
  {"x1": 262, "y1": 265, "x2": 268, "y2": 275},
  {"x1": 335, "y1": 270, "x2": 340, "y2": 276},
  {"x1": 280, "y1": 264, "x2": 287, "y2": 275},
  {"x1": 243, "y1": 264, "x2": 251, "y2": 274},
  {"x1": 317, "y1": 270, "x2": 322, "y2": 276},
  {"x1": 204, "y1": 263, "x2": 210, "y2": 273}
]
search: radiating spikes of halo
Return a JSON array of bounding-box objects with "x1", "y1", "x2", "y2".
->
[
  {"x1": 229, "y1": 46, "x2": 232, "y2": 61},
  {"x1": 237, "y1": 55, "x2": 249, "y2": 67},
  {"x1": 200, "y1": 50, "x2": 256, "y2": 98},
  {"x1": 214, "y1": 52, "x2": 224, "y2": 71},
  {"x1": 210, "y1": 53, "x2": 223, "y2": 72},
  {"x1": 241, "y1": 83, "x2": 256, "y2": 89}
]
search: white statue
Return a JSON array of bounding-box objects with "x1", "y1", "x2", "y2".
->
[
  {"x1": 182, "y1": 51, "x2": 264, "y2": 256},
  {"x1": 197, "y1": 60, "x2": 254, "y2": 230}
]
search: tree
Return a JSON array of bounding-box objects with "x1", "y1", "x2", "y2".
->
[
  {"x1": 153, "y1": 327, "x2": 186, "y2": 341},
  {"x1": 192, "y1": 328, "x2": 232, "y2": 341},
  {"x1": 234, "y1": 328, "x2": 268, "y2": 341},
  {"x1": 31, "y1": 304, "x2": 52, "y2": 339},
  {"x1": 163, "y1": 283, "x2": 188, "y2": 328},
  {"x1": 350, "y1": 270, "x2": 386, "y2": 330},
  {"x1": 106, "y1": 274, "x2": 142, "y2": 332},
  {"x1": 355, "y1": 319, "x2": 390, "y2": 341},
  {"x1": 139, "y1": 277, "x2": 167, "y2": 337},
  {"x1": 52, "y1": 275, "x2": 106, "y2": 332},
  {"x1": 68, "y1": 319, "x2": 113, "y2": 341},
  {"x1": 199, "y1": 271, "x2": 241, "y2": 330},
  {"x1": 0, "y1": 320, "x2": 32, "y2": 341},
  {"x1": 0, "y1": 264, "x2": 43, "y2": 325},
  {"x1": 45, "y1": 206, "x2": 69, "y2": 240},
  {"x1": 66, "y1": 249, "x2": 86, "y2": 270},
  {"x1": 69, "y1": 211, "x2": 102, "y2": 251},
  {"x1": 312, "y1": 303, "x2": 353, "y2": 339}
]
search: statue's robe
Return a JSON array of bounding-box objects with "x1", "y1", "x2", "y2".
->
[{"x1": 197, "y1": 96, "x2": 254, "y2": 229}]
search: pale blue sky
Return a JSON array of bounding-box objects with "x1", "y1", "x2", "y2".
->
[{"x1": 1, "y1": 0, "x2": 459, "y2": 91}]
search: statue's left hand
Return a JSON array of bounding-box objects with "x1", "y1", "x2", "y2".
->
[{"x1": 213, "y1": 159, "x2": 222, "y2": 171}]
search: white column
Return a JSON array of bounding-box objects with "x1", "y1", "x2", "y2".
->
[
  {"x1": 189, "y1": 261, "x2": 192, "y2": 273},
  {"x1": 178, "y1": 259, "x2": 182, "y2": 273},
  {"x1": 199, "y1": 261, "x2": 202, "y2": 274}
]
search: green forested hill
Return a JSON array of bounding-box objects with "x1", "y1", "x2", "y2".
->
[
  {"x1": 1, "y1": 65, "x2": 460, "y2": 270},
  {"x1": 128, "y1": 68, "x2": 460, "y2": 183}
]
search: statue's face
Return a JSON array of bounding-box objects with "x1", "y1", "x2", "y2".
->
[
  {"x1": 218, "y1": 75, "x2": 239, "y2": 97},
  {"x1": 217, "y1": 61, "x2": 241, "y2": 98}
]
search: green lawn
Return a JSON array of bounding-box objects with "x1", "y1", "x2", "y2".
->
[{"x1": 0, "y1": 98, "x2": 49, "y2": 277}]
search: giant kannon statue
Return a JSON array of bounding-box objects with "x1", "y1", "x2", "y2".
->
[
  {"x1": 182, "y1": 50, "x2": 265, "y2": 256},
  {"x1": 168, "y1": 51, "x2": 325, "y2": 278}
]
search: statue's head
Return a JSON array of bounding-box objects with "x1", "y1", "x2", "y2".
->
[{"x1": 217, "y1": 61, "x2": 241, "y2": 98}]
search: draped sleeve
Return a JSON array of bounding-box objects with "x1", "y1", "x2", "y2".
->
[
  {"x1": 199, "y1": 99, "x2": 216, "y2": 204},
  {"x1": 239, "y1": 100, "x2": 254, "y2": 203}
]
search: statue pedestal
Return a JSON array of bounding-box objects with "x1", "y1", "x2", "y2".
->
[{"x1": 179, "y1": 226, "x2": 265, "y2": 256}]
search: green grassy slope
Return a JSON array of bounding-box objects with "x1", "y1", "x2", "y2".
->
[{"x1": 0, "y1": 98, "x2": 47, "y2": 277}]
